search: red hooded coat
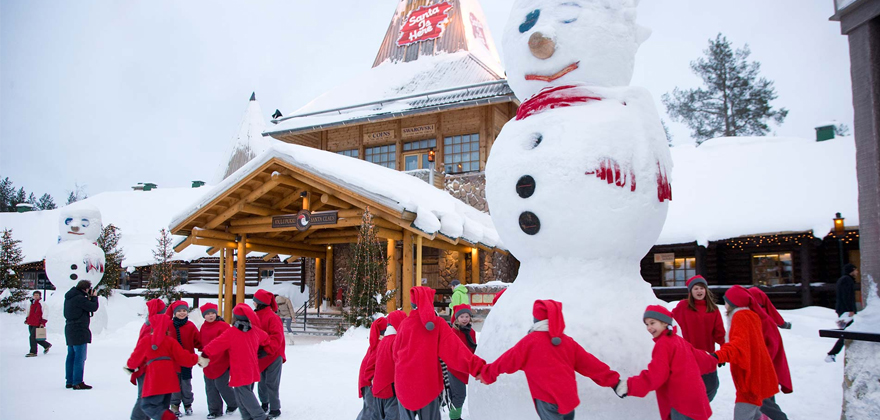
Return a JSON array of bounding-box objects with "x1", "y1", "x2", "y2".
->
[
  {"x1": 672, "y1": 299, "x2": 725, "y2": 353},
  {"x1": 198, "y1": 303, "x2": 231, "y2": 380},
  {"x1": 358, "y1": 317, "x2": 388, "y2": 398},
  {"x1": 372, "y1": 311, "x2": 406, "y2": 399},
  {"x1": 202, "y1": 304, "x2": 270, "y2": 388},
  {"x1": 253, "y1": 290, "x2": 287, "y2": 372},
  {"x1": 393, "y1": 287, "x2": 486, "y2": 411},
  {"x1": 481, "y1": 300, "x2": 620, "y2": 416},
  {"x1": 126, "y1": 314, "x2": 198, "y2": 398},
  {"x1": 627, "y1": 325, "x2": 715, "y2": 420},
  {"x1": 748, "y1": 288, "x2": 792, "y2": 393},
  {"x1": 25, "y1": 299, "x2": 47, "y2": 327},
  {"x1": 131, "y1": 299, "x2": 169, "y2": 385}
]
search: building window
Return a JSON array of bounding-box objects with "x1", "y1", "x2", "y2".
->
[
  {"x1": 337, "y1": 149, "x2": 359, "y2": 158},
  {"x1": 365, "y1": 144, "x2": 396, "y2": 169},
  {"x1": 444, "y1": 134, "x2": 480, "y2": 174},
  {"x1": 403, "y1": 138, "x2": 436, "y2": 151},
  {"x1": 662, "y1": 257, "x2": 695, "y2": 287},
  {"x1": 752, "y1": 253, "x2": 793, "y2": 286}
]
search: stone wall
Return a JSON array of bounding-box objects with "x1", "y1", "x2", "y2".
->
[{"x1": 445, "y1": 172, "x2": 488, "y2": 212}]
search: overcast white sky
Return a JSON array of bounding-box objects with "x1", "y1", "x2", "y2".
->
[{"x1": 0, "y1": 0, "x2": 852, "y2": 202}]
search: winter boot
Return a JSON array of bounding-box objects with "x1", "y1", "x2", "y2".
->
[
  {"x1": 25, "y1": 353, "x2": 37, "y2": 357},
  {"x1": 225, "y1": 407, "x2": 238, "y2": 415},
  {"x1": 825, "y1": 354, "x2": 836, "y2": 363},
  {"x1": 43, "y1": 343, "x2": 52, "y2": 354},
  {"x1": 261, "y1": 403, "x2": 269, "y2": 413},
  {"x1": 170, "y1": 405, "x2": 181, "y2": 417},
  {"x1": 72, "y1": 382, "x2": 92, "y2": 390},
  {"x1": 161, "y1": 410, "x2": 178, "y2": 420},
  {"x1": 184, "y1": 405, "x2": 193, "y2": 416},
  {"x1": 449, "y1": 406, "x2": 463, "y2": 420},
  {"x1": 206, "y1": 414, "x2": 218, "y2": 419},
  {"x1": 268, "y1": 410, "x2": 281, "y2": 419}
]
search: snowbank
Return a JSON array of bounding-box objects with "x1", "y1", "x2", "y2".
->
[{"x1": 842, "y1": 279, "x2": 880, "y2": 419}]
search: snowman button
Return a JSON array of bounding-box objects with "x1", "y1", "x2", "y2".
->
[
  {"x1": 519, "y1": 212, "x2": 540, "y2": 235},
  {"x1": 71, "y1": 264, "x2": 78, "y2": 270},
  {"x1": 516, "y1": 176, "x2": 536, "y2": 198},
  {"x1": 70, "y1": 274, "x2": 78, "y2": 280}
]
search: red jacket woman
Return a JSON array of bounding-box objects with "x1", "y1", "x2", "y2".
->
[
  {"x1": 672, "y1": 276, "x2": 725, "y2": 353},
  {"x1": 253, "y1": 290, "x2": 286, "y2": 372},
  {"x1": 25, "y1": 298, "x2": 48, "y2": 327},
  {"x1": 202, "y1": 304, "x2": 269, "y2": 388},
  {"x1": 372, "y1": 311, "x2": 406, "y2": 399},
  {"x1": 126, "y1": 314, "x2": 199, "y2": 397},
  {"x1": 480, "y1": 300, "x2": 620, "y2": 417},
  {"x1": 748, "y1": 287, "x2": 793, "y2": 394}
]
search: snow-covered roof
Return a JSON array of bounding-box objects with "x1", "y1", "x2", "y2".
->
[
  {"x1": 658, "y1": 136, "x2": 859, "y2": 246},
  {"x1": 170, "y1": 142, "x2": 504, "y2": 249},
  {"x1": 0, "y1": 187, "x2": 215, "y2": 267},
  {"x1": 214, "y1": 93, "x2": 281, "y2": 183},
  {"x1": 265, "y1": 52, "x2": 513, "y2": 137}
]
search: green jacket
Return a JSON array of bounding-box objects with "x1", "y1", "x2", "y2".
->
[{"x1": 449, "y1": 284, "x2": 470, "y2": 311}]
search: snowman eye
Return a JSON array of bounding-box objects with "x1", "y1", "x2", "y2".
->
[
  {"x1": 81, "y1": 219, "x2": 90, "y2": 227},
  {"x1": 558, "y1": 2, "x2": 581, "y2": 24},
  {"x1": 65, "y1": 218, "x2": 73, "y2": 226},
  {"x1": 529, "y1": 133, "x2": 543, "y2": 149},
  {"x1": 519, "y1": 9, "x2": 540, "y2": 33}
]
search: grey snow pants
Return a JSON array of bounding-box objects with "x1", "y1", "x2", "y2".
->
[
  {"x1": 534, "y1": 399, "x2": 574, "y2": 420},
  {"x1": 702, "y1": 371, "x2": 720, "y2": 402},
  {"x1": 205, "y1": 370, "x2": 238, "y2": 415},
  {"x1": 397, "y1": 395, "x2": 441, "y2": 420},
  {"x1": 170, "y1": 374, "x2": 193, "y2": 408},
  {"x1": 760, "y1": 396, "x2": 789, "y2": 420},
  {"x1": 375, "y1": 395, "x2": 400, "y2": 420},
  {"x1": 131, "y1": 375, "x2": 148, "y2": 420},
  {"x1": 357, "y1": 386, "x2": 379, "y2": 420},
  {"x1": 233, "y1": 383, "x2": 268, "y2": 420},
  {"x1": 448, "y1": 374, "x2": 467, "y2": 409},
  {"x1": 734, "y1": 402, "x2": 762, "y2": 420},
  {"x1": 140, "y1": 393, "x2": 171, "y2": 420},
  {"x1": 670, "y1": 408, "x2": 696, "y2": 420},
  {"x1": 258, "y1": 356, "x2": 283, "y2": 412}
]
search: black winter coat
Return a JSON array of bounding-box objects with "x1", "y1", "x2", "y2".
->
[
  {"x1": 835, "y1": 274, "x2": 857, "y2": 316},
  {"x1": 64, "y1": 287, "x2": 99, "y2": 346}
]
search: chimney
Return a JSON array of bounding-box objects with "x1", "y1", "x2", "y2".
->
[
  {"x1": 15, "y1": 203, "x2": 35, "y2": 213},
  {"x1": 192, "y1": 180, "x2": 206, "y2": 188}
]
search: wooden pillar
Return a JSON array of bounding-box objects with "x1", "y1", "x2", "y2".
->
[
  {"x1": 416, "y1": 236, "x2": 423, "y2": 287},
  {"x1": 224, "y1": 248, "x2": 234, "y2": 323},
  {"x1": 325, "y1": 245, "x2": 334, "y2": 302},
  {"x1": 218, "y1": 249, "x2": 225, "y2": 315},
  {"x1": 403, "y1": 233, "x2": 414, "y2": 313},
  {"x1": 800, "y1": 239, "x2": 815, "y2": 307},
  {"x1": 387, "y1": 239, "x2": 398, "y2": 313},
  {"x1": 315, "y1": 258, "x2": 323, "y2": 309},
  {"x1": 236, "y1": 235, "x2": 247, "y2": 305},
  {"x1": 457, "y1": 251, "x2": 467, "y2": 283},
  {"x1": 470, "y1": 247, "x2": 480, "y2": 284}
]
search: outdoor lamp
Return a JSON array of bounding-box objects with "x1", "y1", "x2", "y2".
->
[
  {"x1": 833, "y1": 212, "x2": 845, "y2": 236},
  {"x1": 428, "y1": 149, "x2": 435, "y2": 162}
]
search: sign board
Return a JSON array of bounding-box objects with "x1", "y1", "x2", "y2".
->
[
  {"x1": 397, "y1": 2, "x2": 454, "y2": 47},
  {"x1": 654, "y1": 253, "x2": 675, "y2": 263},
  {"x1": 469, "y1": 13, "x2": 489, "y2": 50},
  {"x1": 402, "y1": 124, "x2": 436, "y2": 139},
  {"x1": 272, "y1": 210, "x2": 338, "y2": 232},
  {"x1": 364, "y1": 130, "x2": 395, "y2": 143}
]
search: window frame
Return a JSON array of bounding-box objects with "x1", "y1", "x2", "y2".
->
[
  {"x1": 751, "y1": 252, "x2": 793, "y2": 286},
  {"x1": 661, "y1": 257, "x2": 696, "y2": 287},
  {"x1": 443, "y1": 133, "x2": 480, "y2": 174},
  {"x1": 364, "y1": 144, "x2": 397, "y2": 169},
  {"x1": 336, "y1": 149, "x2": 359, "y2": 158}
]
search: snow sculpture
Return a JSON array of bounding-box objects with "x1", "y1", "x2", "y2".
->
[
  {"x1": 472, "y1": 1, "x2": 670, "y2": 418},
  {"x1": 45, "y1": 205, "x2": 106, "y2": 291}
]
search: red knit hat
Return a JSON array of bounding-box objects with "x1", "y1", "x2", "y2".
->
[
  {"x1": 232, "y1": 303, "x2": 262, "y2": 329},
  {"x1": 453, "y1": 304, "x2": 473, "y2": 319},
  {"x1": 686, "y1": 275, "x2": 708, "y2": 291},
  {"x1": 369, "y1": 317, "x2": 388, "y2": 350},
  {"x1": 643, "y1": 305, "x2": 674, "y2": 326},
  {"x1": 532, "y1": 300, "x2": 565, "y2": 346},
  {"x1": 254, "y1": 289, "x2": 278, "y2": 312},
  {"x1": 146, "y1": 299, "x2": 166, "y2": 316},
  {"x1": 410, "y1": 286, "x2": 437, "y2": 331},
  {"x1": 491, "y1": 288, "x2": 506, "y2": 306},
  {"x1": 168, "y1": 300, "x2": 189, "y2": 316},
  {"x1": 724, "y1": 285, "x2": 753, "y2": 308},
  {"x1": 200, "y1": 302, "x2": 219, "y2": 317},
  {"x1": 149, "y1": 314, "x2": 172, "y2": 350},
  {"x1": 386, "y1": 310, "x2": 407, "y2": 329}
]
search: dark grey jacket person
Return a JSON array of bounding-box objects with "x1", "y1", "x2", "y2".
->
[
  {"x1": 835, "y1": 264, "x2": 858, "y2": 317},
  {"x1": 64, "y1": 286, "x2": 99, "y2": 346}
]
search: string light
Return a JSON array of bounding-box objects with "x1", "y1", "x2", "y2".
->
[{"x1": 722, "y1": 230, "x2": 860, "y2": 250}]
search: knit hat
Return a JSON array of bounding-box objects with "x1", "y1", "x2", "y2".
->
[
  {"x1": 254, "y1": 289, "x2": 279, "y2": 312},
  {"x1": 450, "y1": 280, "x2": 461, "y2": 288},
  {"x1": 232, "y1": 303, "x2": 261, "y2": 328},
  {"x1": 686, "y1": 275, "x2": 708, "y2": 291},
  {"x1": 369, "y1": 317, "x2": 388, "y2": 350},
  {"x1": 643, "y1": 305, "x2": 674, "y2": 326},
  {"x1": 532, "y1": 300, "x2": 566, "y2": 346},
  {"x1": 169, "y1": 300, "x2": 189, "y2": 316},
  {"x1": 410, "y1": 286, "x2": 438, "y2": 331},
  {"x1": 453, "y1": 304, "x2": 473, "y2": 319},
  {"x1": 491, "y1": 288, "x2": 506, "y2": 306},
  {"x1": 386, "y1": 310, "x2": 407, "y2": 329},
  {"x1": 200, "y1": 302, "x2": 219, "y2": 317},
  {"x1": 843, "y1": 263, "x2": 857, "y2": 275},
  {"x1": 149, "y1": 314, "x2": 171, "y2": 350},
  {"x1": 146, "y1": 299, "x2": 166, "y2": 316},
  {"x1": 723, "y1": 285, "x2": 752, "y2": 308}
]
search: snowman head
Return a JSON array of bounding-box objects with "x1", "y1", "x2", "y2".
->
[
  {"x1": 502, "y1": 0, "x2": 650, "y2": 100},
  {"x1": 58, "y1": 204, "x2": 103, "y2": 243}
]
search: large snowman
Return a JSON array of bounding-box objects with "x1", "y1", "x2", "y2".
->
[{"x1": 471, "y1": 1, "x2": 671, "y2": 418}]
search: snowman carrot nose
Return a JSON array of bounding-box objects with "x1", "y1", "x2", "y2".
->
[{"x1": 529, "y1": 32, "x2": 555, "y2": 59}]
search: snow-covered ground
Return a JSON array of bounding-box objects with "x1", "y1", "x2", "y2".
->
[{"x1": 0, "y1": 294, "x2": 847, "y2": 419}]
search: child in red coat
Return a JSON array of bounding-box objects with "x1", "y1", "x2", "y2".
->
[
  {"x1": 715, "y1": 286, "x2": 779, "y2": 420},
  {"x1": 478, "y1": 300, "x2": 621, "y2": 420},
  {"x1": 125, "y1": 313, "x2": 201, "y2": 420},
  {"x1": 25, "y1": 291, "x2": 51, "y2": 356},
  {"x1": 672, "y1": 275, "x2": 725, "y2": 401},
  {"x1": 167, "y1": 300, "x2": 200, "y2": 416},
  {"x1": 744, "y1": 287, "x2": 791, "y2": 420},
  {"x1": 130, "y1": 299, "x2": 167, "y2": 420},
  {"x1": 622, "y1": 305, "x2": 714, "y2": 420},
  {"x1": 372, "y1": 310, "x2": 406, "y2": 420},
  {"x1": 394, "y1": 286, "x2": 486, "y2": 419},
  {"x1": 198, "y1": 303, "x2": 238, "y2": 419},
  {"x1": 447, "y1": 304, "x2": 477, "y2": 420},
  {"x1": 357, "y1": 316, "x2": 387, "y2": 420},
  {"x1": 202, "y1": 303, "x2": 271, "y2": 420},
  {"x1": 253, "y1": 290, "x2": 286, "y2": 418}
]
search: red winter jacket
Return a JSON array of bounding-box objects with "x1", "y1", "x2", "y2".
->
[
  {"x1": 126, "y1": 315, "x2": 198, "y2": 398},
  {"x1": 672, "y1": 299, "x2": 726, "y2": 353},
  {"x1": 203, "y1": 304, "x2": 270, "y2": 388},
  {"x1": 171, "y1": 320, "x2": 200, "y2": 354},
  {"x1": 715, "y1": 308, "x2": 779, "y2": 405},
  {"x1": 131, "y1": 299, "x2": 170, "y2": 384},
  {"x1": 748, "y1": 288, "x2": 792, "y2": 394},
  {"x1": 372, "y1": 311, "x2": 406, "y2": 400},
  {"x1": 358, "y1": 318, "x2": 388, "y2": 398},
  {"x1": 448, "y1": 324, "x2": 477, "y2": 384},
  {"x1": 255, "y1": 306, "x2": 286, "y2": 372},
  {"x1": 25, "y1": 300, "x2": 47, "y2": 327},
  {"x1": 393, "y1": 287, "x2": 486, "y2": 411},
  {"x1": 627, "y1": 328, "x2": 714, "y2": 420},
  {"x1": 199, "y1": 319, "x2": 231, "y2": 380}
]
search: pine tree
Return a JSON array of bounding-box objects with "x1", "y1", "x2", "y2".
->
[
  {"x1": 37, "y1": 194, "x2": 56, "y2": 210},
  {"x1": 27, "y1": 193, "x2": 38, "y2": 206},
  {"x1": 66, "y1": 192, "x2": 78, "y2": 205},
  {"x1": 143, "y1": 228, "x2": 182, "y2": 304},
  {"x1": 96, "y1": 224, "x2": 124, "y2": 298},
  {"x1": 344, "y1": 208, "x2": 392, "y2": 327},
  {"x1": 662, "y1": 33, "x2": 788, "y2": 144},
  {"x1": 835, "y1": 123, "x2": 851, "y2": 137},
  {"x1": 0, "y1": 178, "x2": 14, "y2": 212},
  {"x1": 12, "y1": 187, "x2": 27, "y2": 210},
  {"x1": 661, "y1": 119, "x2": 673, "y2": 146},
  {"x1": 66, "y1": 183, "x2": 88, "y2": 205},
  {"x1": 0, "y1": 229, "x2": 28, "y2": 312}
]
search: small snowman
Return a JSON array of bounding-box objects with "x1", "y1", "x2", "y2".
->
[
  {"x1": 472, "y1": 1, "x2": 670, "y2": 419},
  {"x1": 45, "y1": 205, "x2": 106, "y2": 290}
]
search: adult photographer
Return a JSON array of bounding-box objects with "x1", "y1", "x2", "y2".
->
[{"x1": 64, "y1": 280, "x2": 99, "y2": 390}]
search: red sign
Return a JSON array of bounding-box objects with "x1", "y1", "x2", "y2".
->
[
  {"x1": 397, "y1": 2, "x2": 454, "y2": 47},
  {"x1": 470, "y1": 13, "x2": 489, "y2": 50}
]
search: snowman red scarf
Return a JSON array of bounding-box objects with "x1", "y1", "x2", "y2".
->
[{"x1": 516, "y1": 85, "x2": 603, "y2": 121}]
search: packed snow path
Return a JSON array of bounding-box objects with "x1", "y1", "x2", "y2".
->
[{"x1": 1, "y1": 296, "x2": 845, "y2": 419}]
